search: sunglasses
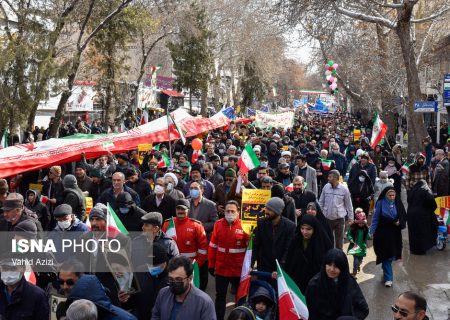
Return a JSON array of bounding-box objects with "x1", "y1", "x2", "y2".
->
[
  {"x1": 391, "y1": 304, "x2": 412, "y2": 317},
  {"x1": 58, "y1": 279, "x2": 75, "y2": 286}
]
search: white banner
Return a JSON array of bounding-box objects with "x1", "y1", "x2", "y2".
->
[{"x1": 255, "y1": 111, "x2": 294, "y2": 130}]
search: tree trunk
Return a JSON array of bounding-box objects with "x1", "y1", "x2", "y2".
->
[
  {"x1": 48, "y1": 54, "x2": 80, "y2": 138},
  {"x1": 200, "y1": 84, "x2": 208, "y2": 117},
  {"x1": 189, "y1": 88, "x2": 192, "y2": 113},
  {"x1": 27, "y1": 103, "x2": 38, "y2": 132},
  {"x1": 395, "y1": 5, "x2": 427, "y2": 152}
]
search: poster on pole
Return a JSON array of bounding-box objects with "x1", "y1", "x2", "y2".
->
[
  {"x1": 240, "y1": 189, "x2": 271, "y2": 235},
  {"x1": 254, "y1": 111, "x2": 294, "y2": 130}
]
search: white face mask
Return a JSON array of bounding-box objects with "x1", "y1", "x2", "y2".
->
[
  {"x1": 358, "y1": 176, "x2": 366, "y2": 182},
  {"x1": 58, "y1": 220, "x2": 72, "y2": 230},
  {"x1": 225, "y1": 213, "x2": 236, "y2": 224},
  {"x1": 154, "y1": 185, "x2": 165, "y2": 195},
  {"x1": 166, "y1": 182, "x2": 174, "y2": 192},
  {"x1": 1, "y1": 271, "x2": 22, "y2": 286}
]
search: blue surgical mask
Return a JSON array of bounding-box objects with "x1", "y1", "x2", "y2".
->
[
  {"x1": 190, "y1": 189, "x2": 200, "y2": 199},
  {"x1": 148, "y1": 265, "x2": 163, "y2": 276},
  {"x1": 119, "y1": 207, "x2": 130, "y2": 214}
]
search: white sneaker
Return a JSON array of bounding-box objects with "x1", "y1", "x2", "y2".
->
[{"x1": 385, "y1": 281, "x2": 393, "y2": 287}]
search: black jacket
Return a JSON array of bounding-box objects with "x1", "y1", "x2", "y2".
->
[
  {"x1": 252, "y1": 216, "x2": 296, "y2": 272},
  {"x1": 141, "y1": 194, "x2": 177, "y2": 221},
  {"x1": 0, "y1": 276, "x2": 49, "y2": 320},
  {"x1": 116, "y1": 205, "x2": 146, "y2": 233},
  {"x1": 126, "y1": 178, "x2": 152, "y2": 202},
  {"x1": 89, "y1": 178, "x2": 112, "y2": 204},
  {"x1": 25, "y1": 189, "x2": 51, "y2": 230},
  {"x1": 63, "y1": 187, "x2": 86, "y2": 222}
]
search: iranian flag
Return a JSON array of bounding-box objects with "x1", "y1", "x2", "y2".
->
[
  {"x1": 107, "y1": 203, "x2": 129, "y2": 238},
  {"x1": 348, "y1": 243, "x2": 362, "y2": 255},
  {"x1": 192, "y1": 260, "x2": 200, "y2": 288},
  {"x1": 25, "y1": 269, "x2": 36, "y2": 285},
  {"x1": 191, "y1": 150, "x2": 201, "y2": 164},
  {"x1": 165, "y1": 217, "x2": 177, "y2": 240},
  {"x1": 443, "y1": 209, "x2": 450, "y2": 226},
  {"x1": 272, "y1": 86, "x2": 278, "y2": 97},
  {"x1": 276, "y1": 260, "x2": 309, "y2": 320},
  {"x1": 285, "y1": 183, "x2": 294, "y2": 192},
  {"x1": 370, "y1": 113, "x2": 388, "y2": 148},
  {"x1": 236, "y1": 233, "x2": 253, "y2": 302},
  {"x1": 140, "y1": 106, "x2": 149, "y2": 125},
  {"x1": 320, "y1": 158, "x2": 333, "y2": 170},
  {"x1": 168, "y1": 113, "x2": 187, "y2": 144},
  {"x1": 151, "y1": 64, "x2": 162, "y2": 79},
  {"x1": 400, "y1": 162, "x2": 410, "y2": 174},
  {"x1": 158, "y1": 150, "x2": 170, "y2": 168},
  {"x1": 237, "y1": 144, "x2": 260, "y2": 174},
  {"x1": 0, "y1": 129, "x2": 7, "y2": 149}
]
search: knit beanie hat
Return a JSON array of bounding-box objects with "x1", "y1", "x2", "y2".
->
[
  {"x1": 265, "y1": 197, "x2": 285, "y2": 216},
  {"x1": 63, "y1": 174, "x2": 77, "y2": 189}
]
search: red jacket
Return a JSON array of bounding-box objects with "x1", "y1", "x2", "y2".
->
[
  {"x1": 208, "y1": 218, "x2": 249, "y2": 277},
  {"x1": 162, "y1": 217, "x2": 208, "y2": 267}
]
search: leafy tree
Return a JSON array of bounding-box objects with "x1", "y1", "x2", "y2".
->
[
  {"x1": 167, "y1": 1, "x2": 214, "y2": 115},
  {"x1": 240, "y1": 59, "x2": 266, "y2": 109}
]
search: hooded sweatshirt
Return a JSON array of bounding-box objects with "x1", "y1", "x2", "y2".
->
[{"x1": 25, "y1": 189, "x2": 50, "y2": 230}]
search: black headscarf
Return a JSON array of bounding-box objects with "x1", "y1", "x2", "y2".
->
[
  {"x1": 285, "y1": 215, "x2": 333, "y2": 293},
  {"x1": 303, "y1": 202, "x2": 333, "y2": 242},
  {"x1": 315, "y1": 249, "x2": 352, "y2": 314}
]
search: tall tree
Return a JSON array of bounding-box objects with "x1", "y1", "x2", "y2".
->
[
  {"x1": 240, "y1": 59, "x2": 266, "y2": 109},
  {"x1": 167, "y1": 1, "x2": 214, "y2": 115}
]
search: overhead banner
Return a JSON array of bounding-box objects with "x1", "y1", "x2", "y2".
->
[
  {"x1": 254, "y1": 111, "x2": 294, "y2": 130},
  {"x1": 0, "y1": 109, "x2": 230, "y2": 178},
  {"x1": 240, "y1": 189, "x2": 271, "y2": 235}
]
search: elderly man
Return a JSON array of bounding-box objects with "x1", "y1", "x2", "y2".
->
[
  {"x1": 203, "y1": 162, "x2": 224, "y2": 189},
  {"x1": 319, "y1": 169, "x2": 354, "y2": 249},
  {"x1": 142, "y1": 177, "x2": 177, "y2": 220},
  {"x1": 98, "y1": 172, "x2": 140, "y2": 208}
]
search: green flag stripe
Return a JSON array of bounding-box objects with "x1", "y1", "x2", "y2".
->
[{"x1": 245, "y1": 144, "x2": 260, "y2": 167}]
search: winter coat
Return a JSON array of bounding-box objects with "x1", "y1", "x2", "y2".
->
[
  {"x1": 328, "y1": 152, "x2": 348, "y2": 177},
  {"x1": 373, "y1": 179, "x2": 394, "y2": 203},
  {"x1": 132, "y1": 231, "x2": 179, "y2": 269},
  {"x1": 292, "y1": 165, "x2": 318, "y2": 195},
  {"x1": 142, "y1": 193, "x2": 177, "y2": 221},
  {"x1": 116, "y1": 205, "x2": 145, "y2": 233},
  {"x1": 348, "y1": 162, "x2": 377, "y2": 187},
  {"x1": 289, "y1": 190, "x2": 317, "y2": 217},
  {"x1": 0, "y1": 277, "x2": 49, "y2": 320},
  {"x1": 407, "y1": 180, "x2": 438, "y2": 255},
  {"x1": 252, "y1": 217, "x2": 296, "y2": 272},
  {"x1": 432, "y1": 158, "x2": 450, "y2": 196},
  {"x1": 63, "y1": 187, "x2": 86, "y2": 222},
  {"x1": 370, "y1": 187, "x2": 406, "y2": 264},
  {"x1": 25, "y1": 189, "x2": 51, "y2": 230},
  {"x1": 98, "y1": 186, "x2": 141, "y2": 211},
  {"x1": 89, "y1": 178, "x2": 113, "y2": 204},
  {"x1": 68, "y1": 275, "x2": 137, "y2": 320},
  {"x1": 125, "y1": 178, "x2": 152, "y2": 202}
]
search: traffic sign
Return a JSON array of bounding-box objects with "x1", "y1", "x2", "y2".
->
[{"x1": 414, "y1": 101, "x2": 438, "y2": 112}]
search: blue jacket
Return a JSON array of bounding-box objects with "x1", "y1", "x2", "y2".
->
[
  {"x1": 0, "y1": 277, "x2": 49, "y2": 320},
  {"x1": 328, "y1": 152, "x2": 348, "y2": 177},
  {"x1": 69, "y1": 275, "x2": 137, "y2": 320}
]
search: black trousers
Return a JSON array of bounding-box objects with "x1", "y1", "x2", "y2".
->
[
  {"x1": 215, "y1": 275, "x2": 240, "y2": 320},
  {"x1": 200, "y1": 260, "x2": 209, "y2": 291}
]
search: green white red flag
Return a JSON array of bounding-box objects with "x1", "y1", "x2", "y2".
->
[
  {"x1": 276, "y1": 260, "x2": 309, "y2": 320},
  {"x1": 238, "y1": 144, "x2": 260, "y2": 174},
  {"x1": 192, "y1": 260, "x2": 200, "y2": 288},
  {"x1": 140, "y1": 107, "x2": 149, "y2": 125},
  {"x1": 348, "y1": 243, "x2": 362, "y2": 255},
  {"x1": 370, "y1": 113, "x2": 388, "y2": 148},
  {"x1": 165, "y1": 217, "x2": 177, "y2": 240},
  {"x1": 400, "y1": 162, "x2": 410, "y2": 174},
  {"x1": 168, "y1": 113, "x2": 187, "y2": 144},
  {"x1": 236, "y1": 233, "x2": 253, "y2": 302},
  {"x1": 158, "y1": 150, "x2": 171, "y2": 168},
  {"x1": 107, "y1": 203, "x2": 129, "y2": 237},
  {"x1": 320, "y1": 158, "x2": 333, "y2": 170},
  {"x1": 272, "y1": 86, "x2": 278, "y2": 97}
]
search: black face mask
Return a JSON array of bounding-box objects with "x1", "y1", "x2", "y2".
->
[{"x1": 169, "y1": 281, "x2": 188, "y2": 295}]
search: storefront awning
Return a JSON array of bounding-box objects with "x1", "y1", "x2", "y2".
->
[{"x1": 161, "y1": 89, "x2": 184, "y2": 98}]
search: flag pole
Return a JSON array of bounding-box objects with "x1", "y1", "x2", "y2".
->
[{"x1": 167, "y1": 108, "x2": 173, "y2": 160}]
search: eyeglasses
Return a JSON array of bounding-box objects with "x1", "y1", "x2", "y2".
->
[
  {"x1": 391, "y1": 304, "x2": 413, "y2": 317},
  {"x1": 58, "y1": 279, "x2": 75, "y2": 286}
]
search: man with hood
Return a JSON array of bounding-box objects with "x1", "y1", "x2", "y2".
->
[
  {"x1": 348, "y1": 153, "x2": 377, "y2": 187},
  {"x1": 67, "y1": 275, "x2": 136, "y2": 320},
  {"x1": 405, "y1": 153, "x2": 431, "y2": 192},
  {"x1": 25, "y1": 189, "x2": 50, "y2": 230},
  {"x1": 115, "y1": 192, "x2": 145, "y2": 233},
  {"x1": 62, "y1": 174, "x2": 86, "y2": 222},
  {"x1": 267, "y1": 142, "x2": 281, "y2": 169}
]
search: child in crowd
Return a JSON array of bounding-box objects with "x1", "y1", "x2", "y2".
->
[{"x1": 347, "y1": 208, "x2": 370, "y2": 277}]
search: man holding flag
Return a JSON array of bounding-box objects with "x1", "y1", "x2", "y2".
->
[{"x1": 208, "y1": 200, "x2": 249, "y2": 320}]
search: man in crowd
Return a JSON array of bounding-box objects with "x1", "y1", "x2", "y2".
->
[
  {"x1": 319, "y1": 169, "x2": 353, "y2": 249},
  {"x1": 62, "y1": 174, "x2": 86, "y2": 222},
  {"x1": 293, "y1": 154, "x2": 317, "y2": 195},
  {"x1": 151, "y1": 256, "x2": 216, "y2": 320},
  {"x1": 74, "y1": 162, "x2": 93, "y2": 193},
  {"x1": 125, "y1": 167, "x2": 152, "y2": 201},
  {"x1": 98, "y1": 172, "x2": 140, "y2": 208},
  {"x1": 432, "y1": 149, "x2": 449, "y2": 196},
  {"x1": 142, "y1": 177, "x2": 176, "y2": 220},
  {"x1": 115, "y1": 192, "x2": 145, "y2": 233},
  {"x1": 183, "y1": 164, "x2": 215, "y2": 200},
  {"x1": 81, "y1": 151, "x2": 116, "y2": 178},
  {"x1": 391, "y1": 291, "x2": 429, "y2": 320},
  {"x1": 203, "y1": 162, "x2": 224, "y2": 189}
]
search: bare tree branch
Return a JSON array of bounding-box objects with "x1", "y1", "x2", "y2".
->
[
  {"x1": 411, "y1": 5, "x2": 450, "y2": 23},
  {"x1": 76, "y1": 0, "x2": 96, "y2": 51},
  {"x1": 367, "y1": 0, "x2": 403, "y2": 9},
  {"x1": 416, "y1": 20, "x2": 435, "y2": 66},
  {"x1": 0, "y1": 3, "x2": 13, "y2": 41},
  {"x1": 79, "y1": 0, "x2": 134, "y2": 52},
  {"x1": 2, "y1": 0, "x2": 17, "y2": 15},
  {"x1": 332, "y1": 3, "x2": 397, "y2": 29}
]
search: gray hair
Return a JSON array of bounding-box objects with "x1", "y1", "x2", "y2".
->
[
  {"x1": 66, "y1": 299, "x2": 98, "y2": 320},
  {"x1": 435, "y1": 149, "x2": 445, "y2": 156},
  {"x1": 328, "y1": 169, "x2": 340, "y2": 179}
]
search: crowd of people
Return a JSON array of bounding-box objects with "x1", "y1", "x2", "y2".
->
[{"x1": 0, "y1": 111, "x2": 443, "y2": 319}]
